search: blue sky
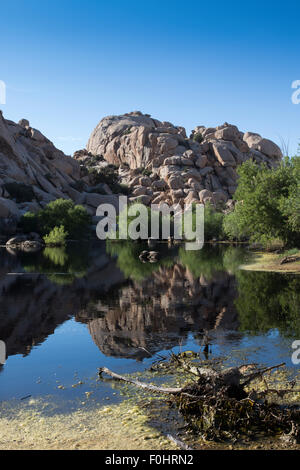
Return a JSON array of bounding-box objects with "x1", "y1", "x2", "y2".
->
[{"x1": 1, "y1": 0, "x2": 300, "y2": 155}]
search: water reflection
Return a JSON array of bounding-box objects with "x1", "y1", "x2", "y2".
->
[{"x1": 0, "y1": 242, "x2": 299, "y2": 365}]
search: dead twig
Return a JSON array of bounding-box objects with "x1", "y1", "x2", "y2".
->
[{"x1": 242, "y1": 362, "x2": 285, "y2": 387}]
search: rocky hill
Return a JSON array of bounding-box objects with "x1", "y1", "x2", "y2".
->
[
  {"x1": 0, "y1": 111, "x2": 119, "y2": 235},
  {"x1": 0, "y1": 109, "x2": 283, "y2": 236},
  {"x1": 83, "y1": 111, "x2": 283, "y2": 208}
]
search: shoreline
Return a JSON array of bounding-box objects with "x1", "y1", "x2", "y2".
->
[{"x1": 241, "y1": 251, "x2": 300, "y2": 274}]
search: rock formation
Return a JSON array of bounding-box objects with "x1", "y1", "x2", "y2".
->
[
  {"x1": 0, "y1": 108, "x2": 283, "y2": 237},
  {"x1": 0, "y1": 111, "x2": 120, "y2": 235},
  {"x1": 84, "y1": 111, "x2": 283, "y2": 208}
]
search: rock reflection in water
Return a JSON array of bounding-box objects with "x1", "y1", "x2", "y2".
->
[
  {"x1": 0, "y1": 242, "x2": 299, "y2": 365},
  {"x1": 0, "y1": 243, "x2": 124, "y2": 359},
  {"x1": 77, "y1": 264, "x2": 239, "y2": 360}
]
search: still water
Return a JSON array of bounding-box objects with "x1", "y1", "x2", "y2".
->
[{"x1": 0, "y1": 241, "x2": 299, "y2": 404}]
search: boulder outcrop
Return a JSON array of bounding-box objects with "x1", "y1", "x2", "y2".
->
[
  {"x1": 84, "y1": 112, "x2": 283, "y2": 208},
  {"x1": 0, "y1": 109, "x2": 284, "y2": 238},
  {"x1": 0, "y1": 111, "x2": 120, "y2": 234}
]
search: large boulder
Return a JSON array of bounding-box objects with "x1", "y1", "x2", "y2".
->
[
  {"x1": 243, "y1": 132, "x2": 282, "y2": 159},
  {"x1": 86, "y1": 111, "x2": 189, "y2": 169},
  {"x1": 212, "y1": 142, "x2": 237, "y2": 167}
]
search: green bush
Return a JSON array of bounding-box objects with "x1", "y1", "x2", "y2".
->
[
  {"x1": 43, "y1": 225, "x2": 68, "y2": 246},
  {"x1": 204, "y1": 203, "x2": 224, "y2": 241},
  {"x1": 121, "y1": 126, "x2": 132, "y2": 136},
  {"x1": 88, "y1": 165, "x2": 130, "y2": 194},
  {"x1": 278, "y1": 248, "x2": 299, "y2": 258},
  {"x1": 20, "y1": 198, "x2": 91, "y2": 239},
  {"x1": 223, "y1": 207, "x2": 249, "y2": 241},
  {"x1": 88, "y1": 165, "x2": 119, "y2": 186},
  {"x1": 115, "y1": 202, "x2": 178, "y2": 240},
  {"x1": 193, "y1": 132, "x2": 203, "y2": 144},
  {"x1": 258, "y1": 236, "x2": 285, "y2": 251}
]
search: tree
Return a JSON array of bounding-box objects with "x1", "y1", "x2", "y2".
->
[{"x1": 223, "y1": 158, "x2": 300, "y2": 247}]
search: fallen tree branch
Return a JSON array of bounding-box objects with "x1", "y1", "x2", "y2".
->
[
  {"x1": 99, "y1": 367, "x2": 183, "y2": 395},
  {"x1": 98, "y1": 360, "x2": 300, "y2": 443}
]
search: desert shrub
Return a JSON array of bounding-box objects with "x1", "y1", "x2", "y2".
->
[
  {"x1": 20, "y1": 198, "x2": 91, "y2": 239},
  {"x1": 113, "y1": 201, "x2": 225, "y2": 242},
  {"x1": 141, "y1": 168, "x2": 152, "y2": 177},
  {"x1": 43, "y1": 225, "x2": 68, "y2": 246},
  {"x1": 85, "y1": 154, "x2": 105, "y2": 167},
  {"x1": 88, "y1": 165, "x2": 118, "y2": 185},
  {"x1": 193, "y1": 132, "x2": 203, "y2": 144},
  {"x1": 87, "y1": 164, "x2": 130, "y2": 193}
]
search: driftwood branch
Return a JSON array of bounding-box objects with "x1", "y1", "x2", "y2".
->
[
  {"x1": 99, "y1": 367, "x2": 182, "y2": 395},
  {"x1": 99, "y1": 359, "x2": 300, "y2": 443}
]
